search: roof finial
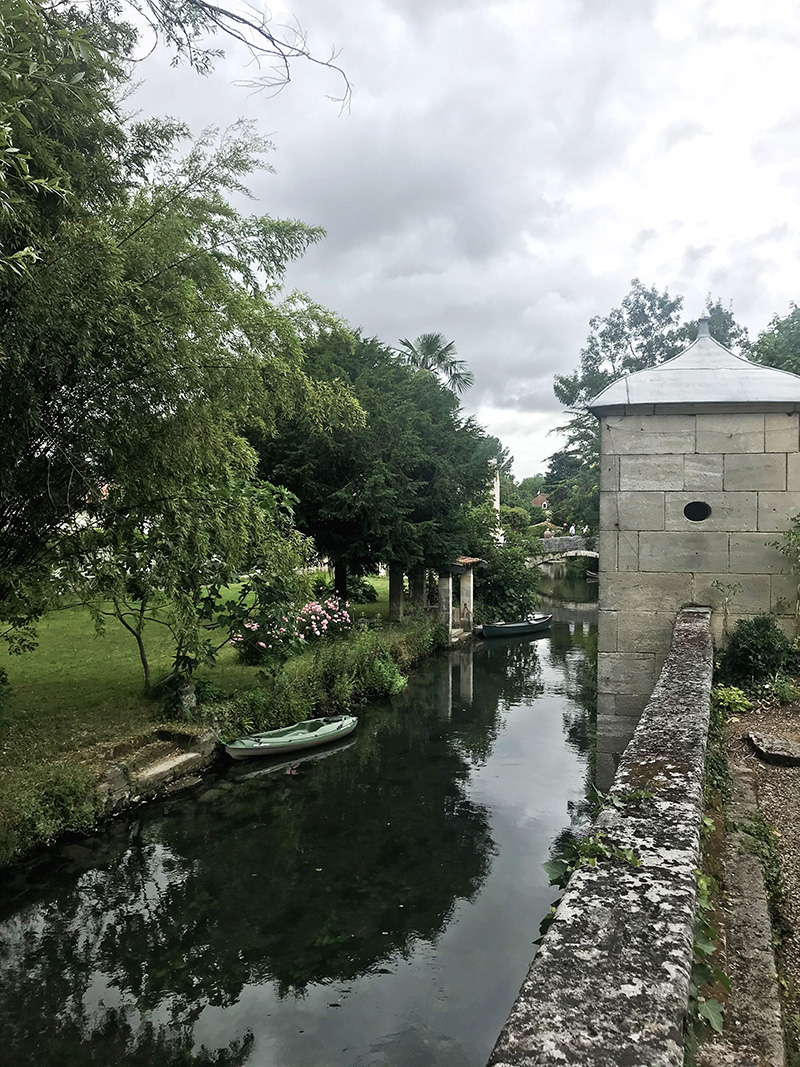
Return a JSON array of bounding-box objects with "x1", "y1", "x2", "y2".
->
[{"x1": 697, "y1": 317, "x2": 710, "y2": 337}]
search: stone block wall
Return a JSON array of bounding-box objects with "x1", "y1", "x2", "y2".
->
[
  {"x1": 596, "y1": 403, "x2": 800, "y2": 784},
  {"x1": 488, "y1": 608, "x2": 713, "y2": 1067}
]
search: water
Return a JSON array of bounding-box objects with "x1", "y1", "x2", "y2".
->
[{"x1": 0, "y1": 585, "x2": 596, "y2": 1067}]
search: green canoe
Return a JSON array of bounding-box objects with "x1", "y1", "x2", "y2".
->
[
  {"x1": 223, "y1": 715, "x2": 358, "y2": 760},
  {"x1": 480, "y1": 614, "x2": 552, "y2": 638}
]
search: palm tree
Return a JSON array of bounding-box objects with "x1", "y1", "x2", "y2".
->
[{"x1": 397, "y1": 332, "x2": 474, "y2": 394}]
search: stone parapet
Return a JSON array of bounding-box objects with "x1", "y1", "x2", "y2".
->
[{"x1": 487, "y1": 607, "x2": 713, "y2": 1067}]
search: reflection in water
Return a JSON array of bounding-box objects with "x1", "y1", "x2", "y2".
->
[{"x1": 0, "y1": 589, "x2": 596, "y2": 1067}]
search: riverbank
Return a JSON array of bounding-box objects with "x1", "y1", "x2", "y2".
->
[{"x1": 0, "y1": 584, "x2": 450, "y2": 868}]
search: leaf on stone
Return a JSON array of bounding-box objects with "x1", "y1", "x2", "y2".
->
[{"x1": 698, "y1": 998, "x2": 725, "y2": 1033}]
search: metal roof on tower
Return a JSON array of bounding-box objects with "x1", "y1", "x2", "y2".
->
[{"x1": 588, "y1": 318, "x2": 800, "y2": 409}]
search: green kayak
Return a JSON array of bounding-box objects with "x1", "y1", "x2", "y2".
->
[{"x1": 223, "y1": 715, "x2": 358, "y2": 759}]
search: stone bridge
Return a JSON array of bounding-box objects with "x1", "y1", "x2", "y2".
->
[{"x1": 531, "y1": 535, "x2": 598, "y2": 564}]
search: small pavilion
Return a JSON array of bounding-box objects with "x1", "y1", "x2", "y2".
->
[{"x1": 438, "y1": 556, "x2": 487, "y2": 639}]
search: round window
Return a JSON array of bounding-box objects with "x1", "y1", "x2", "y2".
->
[{"x1": 684, "y1": 501, "x2": 712, "y2": 522}]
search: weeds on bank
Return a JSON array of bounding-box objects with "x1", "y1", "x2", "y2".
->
[
  {"x1": 0, "y1": 764, "x2": 103, "y2": 868},
  {"x1": 685, "y1": 683, "x2": 731, "y2": 1063},
  {"x1": 733, "y1": 806, "x2": 800, "y2": 1064},
  {"x1": 192, "y1": 616, "x2": 448, "y2": 742}
]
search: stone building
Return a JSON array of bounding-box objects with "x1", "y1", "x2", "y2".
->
[{"x1": 590, "y1": 318, "x2": 800, "y2": 782}]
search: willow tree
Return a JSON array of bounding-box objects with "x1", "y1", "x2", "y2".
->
[{"x1": 0, "y1": 1, "x2": 360, "y2": 673}]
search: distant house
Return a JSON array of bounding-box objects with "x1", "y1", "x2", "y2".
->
[{"x1": 531, "y1": 493, "x2": 549, "y2": 510}]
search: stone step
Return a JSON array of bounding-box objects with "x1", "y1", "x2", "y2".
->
[
  {"x1": 130, "y1": 749, "x2": 209, "y2": 795},
  {"x1": 95, "y1": 728, "x2": 218, "y2": 811}
]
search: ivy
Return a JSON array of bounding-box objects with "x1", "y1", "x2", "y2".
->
[{"x1": 538, "y1": 831, "x2": 642, "y2": 939}]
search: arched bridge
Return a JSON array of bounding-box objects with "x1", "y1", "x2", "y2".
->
[{"x1": 530, "y1": 535, "x2": 598, "y2": 565}]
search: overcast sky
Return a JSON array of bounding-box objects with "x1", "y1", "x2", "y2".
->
[{"x1": 131, "y1": 0, "x2": 800, "y2": 477}]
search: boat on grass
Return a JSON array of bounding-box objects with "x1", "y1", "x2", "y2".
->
[
  {"x1": 480, "y1": 614, "x2": 552, "y2": 638},
  {"x1": 223, "y1": 715, "x2": 358, "y2": 760}
]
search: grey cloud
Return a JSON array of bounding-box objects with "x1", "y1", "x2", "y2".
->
[
  {"x1": 129, "y1": 0, "x2": 800, "y2": 474},
  {"x1": 662, "y1": 120, "x2": 707, "y2": 152}
]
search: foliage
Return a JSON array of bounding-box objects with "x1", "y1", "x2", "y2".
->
[
  {"x1": 750, "y1": 302, "x2": 800, "y2": 375},
  {"x1": 234, "y1": 598, "x2": 354, "y2": 667},
  {"x1": 710, "y1": 579, "x2": 743, "y2": 640},
  {"x1": 77, "y1": 481, "x2": 313, "y2": 688},
  {"x1": 474, "y1": 545, "x2": 540, "y2": 623},
  {"x1": 311, "y1": 572, "x2": 378, "y2": 603},
  {"x1": 543, "y1": 446, "x2": 598, "y2": 530},
  {"x1": 396, "y1": 332, "x2": 474, "y2": 394},
  {"x1": 296, "y1": 598, "x2": 353, "y2": 641},
  {"x1": 554, "y1": 282, "x2": 748, "y2": 416},
  {"x1": 253, "y1": 328, "x2": 500, "y2": 596},
  {"x1": 734, "y1": 806, "x2": 798, "y2": 1063},
  {"x1": 686, "y1": 871, "x2": 729, "y2": 1041},
  {"x1": 686, "y1": 688, "x2": 732, "y2": 1062},
  {"x1": 538, "y1": 830, "x2": 642, "y2": 939},
  {"x1": 306, "y1": 629, "x2": 407, "y2": 713},
  {"x1": 201, "y1": 626, "x2": 411, "y2": 740},
  {"x1": 197, "y1": 671, "x2": 316, "y2": 739},
  {"x1": 773, "y1": 515, "x2": 800, "y2": 630},
  {"x1": 463, "y1": 501, "x2": 541, "y2": 623},
  {"x1": 769, "y1": 674, "x2": 799, "y2": 705},
  {"x1": 717, "y1": 615, "x2": 792, "y2": 683},
  {"x1": 0, "y1": 764, "x2": 101, "y2": 865}
]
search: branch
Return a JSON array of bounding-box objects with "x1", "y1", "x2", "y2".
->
[{"x1": 132, "y1": 0, "x2": 353, "y2": 110}]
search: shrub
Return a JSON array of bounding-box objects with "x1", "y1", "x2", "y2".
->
[
  {"x1": 206, "y1": 673, "x2": 315, "y2": 741},
  {"x1": 295, "y1": 599, "x2": 352, "y2": 641},
  {"x1": 232, "y1": 599, "x2": 353, "y2": 666},
  {"x1": 710, "y1": 685, "x2": 752, "y2": 716},
  {"x1": 768, "y1": 674, "x2": 799, "y2": 706},
  {"x1": 474, "y1": 543, "x2": 540, "y2": 623},
  {"x1": 718, "y1": 614, "x2": 792, "y2": 683}
]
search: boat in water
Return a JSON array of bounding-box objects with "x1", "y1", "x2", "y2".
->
[
  {"x1": 223, "y1": 715, "x2": 358, "y2": 760},
  {"x1": 480, "y1": 614, "x2": 552, "y2": 638}
]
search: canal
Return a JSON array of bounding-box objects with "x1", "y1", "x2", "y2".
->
[{"x1": 0, "y1": 578, "x2": 597, "y2": 1067}]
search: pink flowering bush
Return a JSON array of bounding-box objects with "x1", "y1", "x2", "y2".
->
[
  {"x1": 232, "y1": 599, "x2": 352, "y2": 665},
  {"x1": 295, "y1": 598, "x2": 352, "y2": 642}
]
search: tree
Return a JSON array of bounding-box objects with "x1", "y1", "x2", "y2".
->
[
  {"x1": 543, "y1": 448, "x2": 598, "y2": 531},
  {"x1": 460, "y1": 502, "x2": 541, "y2": 622},
  {"x1": 554, "y1": 282, "x2": 748, "y2": 433},
  {"x1": 397, "y1": 332, "x2": 475, "y2": 395},
  {"x1": 75, "y1": 481, "x2": 312, "y2": 690},
  {"x1": 750, "y1": 303, "x2": 800, "y2": 375},
  {"x1": 254, "y1": 329, "x2": 497, "y2": 599},
  {"x1": 121, "y1": 0, "x2": 352, "y2": 106}
]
